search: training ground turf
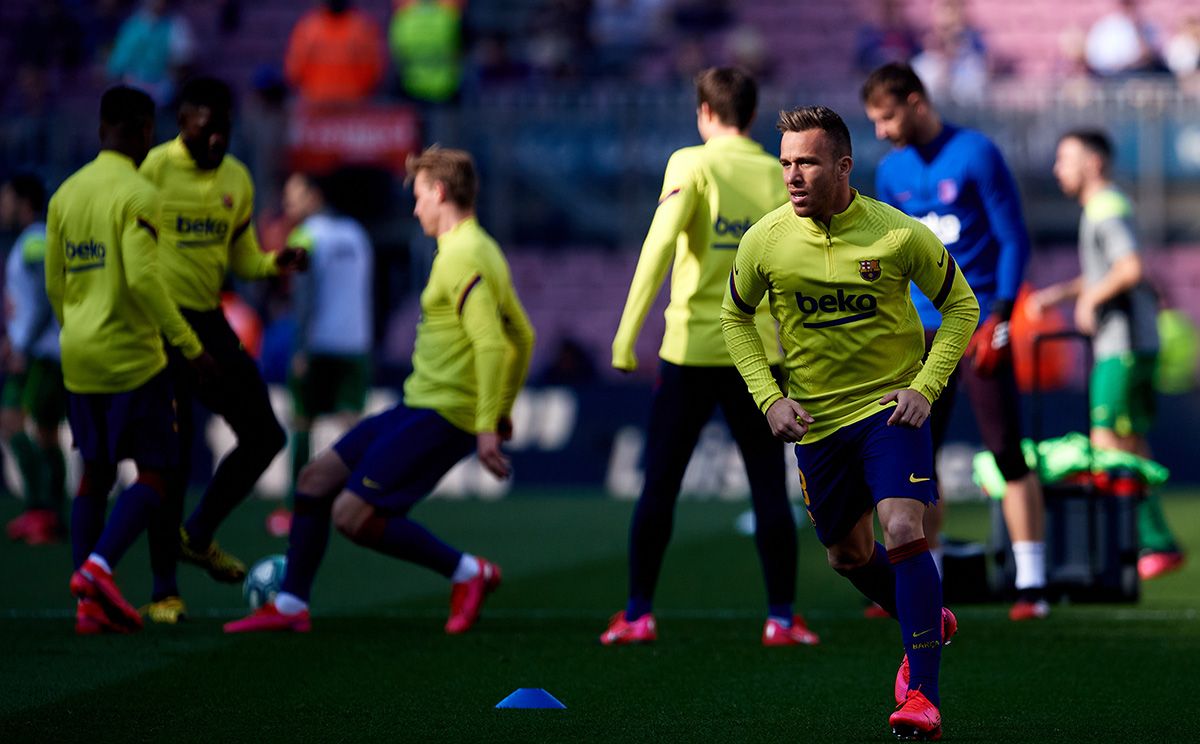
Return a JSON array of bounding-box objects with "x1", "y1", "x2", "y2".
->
[{"x1": 1, "y1": 491, "x2": 1198, "y2": 743}]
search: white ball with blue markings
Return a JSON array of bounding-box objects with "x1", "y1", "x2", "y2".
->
[{"x1": 243, "y1": 554, "x2": 287, "y2": 609}]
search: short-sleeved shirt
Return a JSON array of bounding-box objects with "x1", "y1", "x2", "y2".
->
[
  {"x1": 5, "y1": 222, "x2": 60, "y2": 359},
  {"x1": 1079, "y1": 188, "x2": 1159, "y2": 359},
  {"x1": 289, "y1": 212, "x2": 374, "y2": 356}
]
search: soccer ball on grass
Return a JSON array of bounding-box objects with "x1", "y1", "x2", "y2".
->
[{"x1": 243, "y1": 554, "x2": 287, "y2": 609}]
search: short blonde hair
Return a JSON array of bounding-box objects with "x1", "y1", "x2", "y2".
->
[{"x1": 405, "y1": 145, "x2": 477, "y2": 209}]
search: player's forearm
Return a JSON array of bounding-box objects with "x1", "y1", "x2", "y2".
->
[
  {"x1": 472, "y1": 344, "x2": 507, "y2": 432},
  {"x1": 229, "y1": 226, "x2": 278, "y2": 280},
  {"x1": 612, "y1": 239, "x2": 674, "y2": 367},
  {"x1": 126, "y1": 247, "x2": 204, "y2": 359},
  {"x1": 499, "y1": 313, "x2": 535, "y2": 416},
  {"x1": 912, "y1": 288, "x2": 979, "y2": 402},
  {"x1": 721, "y1": 310, "x2": 783, "y2": 413},
  {"x1": 994, "y1": 237, "x2": 1030, "y2": 304},
  {"x1": 1086, "y1": 255, "x2": 1143, "y2": 306}
]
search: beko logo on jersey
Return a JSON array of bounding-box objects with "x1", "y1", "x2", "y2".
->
[
  {"x1": 714, "y1": 216, "x2": 753, "y2": 237},
  {"x1": 175, "y1": 216, "x2": 230, "y2": 237},
  {"x1": 65, "y1": 239, "x2": 106, "y2": 271},
  {"x1": 794, "y1": 289, "x2": 878, "y2": 329}
]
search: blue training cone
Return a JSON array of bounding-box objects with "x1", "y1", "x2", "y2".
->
[{"x1": 495, "y1": 688, "x2": 567, "y2": 709}]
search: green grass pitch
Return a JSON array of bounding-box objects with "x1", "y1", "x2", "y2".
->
[{"x1": 1, "y1": 491, "x2": 1198, "y2": 742}]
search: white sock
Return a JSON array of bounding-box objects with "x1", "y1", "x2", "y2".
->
[
  {"x1": 451, "y1": 554, "x2": 480, "y2": 583},
  {"x1": 274, "y1": 592, "x2": 308, "y2": 615},
  {"x1": 929, "y1": 546, "x2": 944, "y2": 578},
  {"x1": 1012, "y1": 541, "x2": 1046, "y2": 590},
  {"x1": 86, "y1": 553, "x2": 112, "y2": 575}
]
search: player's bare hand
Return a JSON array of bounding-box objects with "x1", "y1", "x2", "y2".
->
[
  {"x1": 766, "y1": 398, "x2": 813, "y2": 443},
  {"x1": 188, "y1": 351, "x2": 220, "y2": 387},
  {"x1": 497, "y1": 415, "x2": 514, "y2": 442},
  {"x1": 276, "y1": 247, "x2": 310, "y2": 273},
  {"x1": 477, "y1": 432, "x2": 511, "y2": 479},
  {"x1": 880, "y1": 388, "x2": 930, "y2": 428}
]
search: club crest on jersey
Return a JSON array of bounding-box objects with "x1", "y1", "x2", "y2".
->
[
  {"x1": 858, "y1": 259, "x2": 881, "y2": 282},
  {"x1": 222, "y1": 193, "x2": 234, "y2": 209},
  {"x1": 938, "y1": 179, "x2": 958, "y2": 204}
]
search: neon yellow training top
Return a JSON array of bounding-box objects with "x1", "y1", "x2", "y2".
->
[
  {"x1": 612, "y1": 135, "x2": 786, "y2": 369},
  {"x1": 403, "y1": 217, "x2": 536, "y2": 434},
  {"x1": 721, "y1": 191, "x2": 978, "y2": 442},
  {"x1": 45, "y1": 151, "x2": 204, "y2": 394},
  {"x1": 140, "y1": 137, "x2": 277, "y2": 311}
]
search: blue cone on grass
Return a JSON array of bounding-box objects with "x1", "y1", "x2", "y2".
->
[{"x1": 495, "y1": 688, "x2": 567, "y2": 709}]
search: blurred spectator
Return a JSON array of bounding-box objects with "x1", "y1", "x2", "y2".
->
[
  {"x1": 910, "y1": 0, "x2": 988, "y2": 105},
  {"x1": 389, "y1": 0, "x2": 464, "y2": 104},
  {"x1": 1165, "y1": 16, "x2": 1200, "y2": 83},
  {"x1": 12, "y1": 0, "x2": 87, "y2": 75},
  {"x1": 106, "y1": 0, "x2": 196, "y2": 105},
  {"x1": 285, "y1": 0, "x2": 386, "y2": 104},
  {"x1": 526, "y1": 0, "x2": 593, "y2": 82},
  {"x1": 1084, "y1": 0, "x2": 1168, "y2": 77},
  {"x1": 590, "y1": 0, "x2": 666, "y2": 77},
  {"x1": 855, "y1": 0, "x2": 921, "y2": 74},
  {"x1": 725, "y1": 25, "x2": 775, "y2": 84}
]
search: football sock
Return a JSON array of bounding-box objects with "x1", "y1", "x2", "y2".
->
[
  {"x1": 890, "y1": 538, "x2": 942, "y2": 707},
  {"x1": 837, "y1": 542, "x2": 897, "y2": 617},
  {"x1": 929, "y1": 545, "x2": 944, "y2": 578},
  {"x1": 11, "y1": 432, "x2": 43, "y2": 508},
  {"x1": 148, "y1": 477, "x2": 185, "y2": 602},
  {"x1": 450, "y1": 554, "x2": 480, "y2": 583},
  {"x1": 1012, "y1": 541, "x2": 1046, "y2": 591},
  {"x1": 93, "y1": 481, "x2": 161, "y2": 568},
  {"x1": 289, "y1": 430, "x2": 311, "y2": 507},
  {"x1": 185, "y1": 423, "x2": 284, "y2": 547},
  {"x1": 274, "y1": 591, "x2": 308, "y2": 615},
  {"x1": 625, "y1": 597, "x2": 653, "y2": 622},
  {"x1": 86, "y1": 553, "x2": 112, "y2": 574},
  {"x1": 768, "y1": 605, "x2": 793, "y2": 628},
  {"x1": 71, "y1": 466, "x2": 116, "y2": 569},
  {"x1": 279, "y1": 492, "x2": 332, "y2": 602},
  {"x1": 359, "y1": 515, "x2": 461, "y2": 578},
  {"x1": 1137, "y1": 492, "x2": 1179, "y2": 553}
]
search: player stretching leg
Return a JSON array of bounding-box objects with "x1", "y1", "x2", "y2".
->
[
  {"x1": 139, "y1": 77, "x2": 308, "y2": 622},
  {"x1": 862, "y1": 63, "x2": 1049, "y2": 621},
  {"x1": 225, "y1": 147, "x2": 534, "y2": 635},
  {"x1": 602, "y1": 67, "x2": 817, "y2": 648},
  {"x1": 722, "y1": 107, "x2": 978, "y2": 740},
  {"x1": 46, "y1": 86, "x2": 214, "y2": 634}
]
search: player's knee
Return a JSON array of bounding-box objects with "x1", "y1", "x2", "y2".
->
[
  {"x1": 996, "y1": 450, "x2": 1030, "y2": 482},
  {"x1": 296, "y1": 460, "x2": 343, "y2": 499},
  {"x1": 881, "y1": 511, "x2": 924, "y2": 546}
]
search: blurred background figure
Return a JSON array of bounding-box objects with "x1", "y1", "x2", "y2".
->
[
  {"x1": 270, "y1": 171, "x2": 375, "y2": 537},
  {"x1": 389, "y1": 0, "x2": 465, "y2": 105},
  {"x1": 285, "y1": 0, "x2": 386, "y2": 104},
  {"x1": 106, "y1": 0, "x2": 195, "y2": 105},
  {"x1": 1164, "y1": 15, "x2": 1200, "y2": 88},
  {"x1": 855, "y1": 0, "x2": 922, "y2": 75},
  {"x1": 1085, "y1": 0, "x2": 1168, "y2": 77},
  {"x1": 911, "y1": 0, "x2": 989, "y2": 105}
]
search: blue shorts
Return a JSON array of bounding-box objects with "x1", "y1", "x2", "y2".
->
[
  {"x1": 333, "y1": 403, "x2": 475, "y2": 514},
  {"x1": 794, "y1": 408, "x2": 937, "y2": 547},
  {"x1": 66, "y1": 370, "x2": 179, "y2": 470}
]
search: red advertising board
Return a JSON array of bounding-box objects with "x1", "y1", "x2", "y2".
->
[{"x1": 287, "y1": 103, "x2": 421, "y2": 175}]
